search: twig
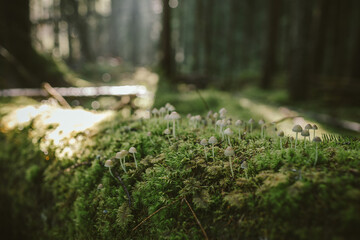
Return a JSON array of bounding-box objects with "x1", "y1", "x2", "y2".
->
[
  {"x1": 43, "y1": 82, "x2": 71, "y2": 108},
  {"x1": 132, "y1": 198, "x2": 180, "y2": 231},
  {"x1": 114, "y1": 170, "x2": 132, "y2": 207},
  {"x1": 183, "y1": 197, "x2": 209, "y2": 240}
]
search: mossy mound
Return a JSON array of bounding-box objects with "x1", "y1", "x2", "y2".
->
[{"x1": 0, "y1": 99, "x2": 359, "y2": 240}]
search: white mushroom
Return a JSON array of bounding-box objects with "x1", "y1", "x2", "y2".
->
[
  {"x1": 200, "y1": 139, "x2": 208, "y2": 160},
  {"x1": 208, "y1": 136, "x2": 218, "y2": 159},
  {"x1": 129, "y1": 147, "x2": 138, "y2": 168},
  {"x1": 169, "y1": 112, "x2": 181, "y2": 138},
  {"x1": 224, "y1": 146, "x2": 235, "y2": 177}
]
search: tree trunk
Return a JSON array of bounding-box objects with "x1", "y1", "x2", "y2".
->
[
  {"x1": 160, "y1": 0, "x2": 174, "y2": 79},
  {"x1": 261, "y1": 0, "x2": 281, "y2": 89},
  {"x1": 288, "y1": 0, "x2": 313, "y2": 101},
  {"x1": 0, "y1": 0, "x2": 69, "y2": 88},
  {"x1": 109, "y1": 0, "x2": 122, "y2": 57}
]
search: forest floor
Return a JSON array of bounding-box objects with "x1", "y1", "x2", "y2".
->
[{"x1": 1, "y1": 76, "x2": 359, "y2": 239}]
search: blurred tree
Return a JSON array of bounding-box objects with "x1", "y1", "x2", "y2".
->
[
  {"x1": 261, "y1": 0, "x2": 281, "y2": 89},
  {"x1": 288, "y1": 0, "x2": 313, "y2": 101},
  {"x1": 0, "y1": 0, "x2": 68, "y2": 88},
  {"x1": 160, "y1": 0, "x2": 175, "y2": 79},
  {"x1": 109, "y1": 0, "x2": 122, "y2": 57}
]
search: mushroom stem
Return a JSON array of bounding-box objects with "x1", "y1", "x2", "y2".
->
[
  {"x1": 314, "y1": 143, "x2": 318, "y2": 167},
  {"x1": 229, "y1": 156, "x2": 234, "y2": 177},
  {"x1": 280, "y1": 138, "x2": 282, "y2": 150},
  {"x1": 295, "y1": 133, "x2": 298, "y2": 149},
  {"x1": 313, "y1": 129, "x2": 316, "y2": 138},
  {"x1": 228, "y1": 136, "x2": 232, "y2": 146},
  {"x1": 261, "y1": 126, "x2": 264, "y2": 138},
  {"x1": 172, "y1": 119, "x2": 176, "y2": 138},
  {"x1": 204, "y1": 146, "x2": 207, "y2": 160},
  {"x1": 109, "y1": 167, "x2": 115, "y2": 179},
  {"x1": 304, "y1": 136, "x2": 306, "y2": 148},
  {"x1": 238, "y1": 128, "x2": 241, "y2": 140},
  {"x1": 250, "y1": 124, "x2": 253, "y2": 133},
  {"x1": 212, "y1": 144, "x2": 215, "y2": 159},
  {"x1": 121, "y1": 157, "x2": 127, "y2": 173},
  {"x1": 133, "y1": 153, "x2": 138, "y2": 168}
]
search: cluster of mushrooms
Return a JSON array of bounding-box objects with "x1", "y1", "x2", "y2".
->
[{"x1": 104, "y1": 104, "x2": 323, "y2": 178}]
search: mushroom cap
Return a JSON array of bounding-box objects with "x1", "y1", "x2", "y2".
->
[
  {"x1": 220, "y1": 119, "x2": 227, "y2": 127},
  {"x1": 305, "y1": 124, "x2": 313, "y2": 130},
  {"x1": 226, "y1": 119, "x2": 232, "y2": 125},
  {"x1": 207, "y1": 111, "x2": 213, "y2": 118},
  {"x1": 292, "y1": 125, "x2": 303, "y2": 133},
  {"x1": 208, "y1": 136, "x2": 218, "y2": 144},
  {"x1": 116, "y1": 150, "x2": 128, "y2": 158},
  {"x1": 97, "y1": 184, "x2": 104, "y2": 190},
  {"x1": 187, "y1": 113, "x2": 192, "y2": 119},
  {"x1": 248, "y1": 118, "x2": 255, "y2": 124},
  {"x1": 169, "y1": 111, "x2": 181, "y2": 120},
  {"x1": 235, "y1": 120, "x2": 243, "y2": 126},
  {"x1": 147, "y1": 131, "x2": 152, "y2": 137},
  {"x1": 220, "y1": 112, "x2": 226, "y2": 119},
  {"x1": 313, "y1": 124, "x2": 318, "y2": 130},
  {"x1": 219, "y1": 108, "x2": 227, "y2": 115},
  {"x1": 241, "y1": 161, "x2": 248, "y2": 169},
  {"x1": 313, "y1": 136, "x2": 322, "y2": 143},
  {"x1": 159, "y1": 107, "x2": 166, "y2": 114},
  {"x1": 215, "y1": 120, "x2": 222, "y2": 126},
  {"x1": 290, "y1": 137, "x2": 294, "y2": 141},
  {"x1": 213, "y1": 112, "x2": 219, "y2": 119},
  {"x1": 200, "y1": 139, "x2": 208, "y2": 146},
  {"x1": 301, "y1": 129, "x2": 310, "y2": 137},
  {"x1": 104, "y1": 159, "x2": 113, "y2": 168},
  {"x1": 165, "y1": 103, "x2": 171, "y2": 109},
  {"x1": 258, "y1": 119, "x2": 265, "y2": 125},
  {"x1": 151, "y1": 108, "x2": 159, "y2": 114},
  {"x1": 195, "y1": 115, "x2": 202, "y2": 121},
  {"x1": 224, "y1": 146, "x2": 235, "y2": 156},
  {"x1": 163, "y1": 128, "x2": 171, "y2": 135},
  {"x1": 224, "y1": 128, "x2": 234, "y2": 136},
  {"x1": 277, "y1": 130, "x2": 284, "y2": 137},
  {"x1": 129, "y1": 147, "x2": 137, "y2": 153}
]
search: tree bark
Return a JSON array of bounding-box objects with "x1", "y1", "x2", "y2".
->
[
  {"x1": 288, "y1": 0, "x2": 313, "y2": 101},
  {"x1": 261, "y1": 0, "x2": 281, "y2": 89},
  {"x1": 160, "y1": 0, "x2": 174, "y2": 79},
  {"x1": 0, "y1": 0, "x2": 69, "y2": 88}
]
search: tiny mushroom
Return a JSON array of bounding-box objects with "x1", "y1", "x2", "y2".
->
[
  {"x1": 301, "y1": 129, "x2": 310, "y2": 148},
  {"x1": 241, "y1": 161, "x2": 249, "y2": 178},
  {"x1": 235, "y1": 120, "x2": 243, "y2": 139},
  {"x1": 248, "y1": 118, "x2": 255, "y2": 133},
  {"x1": 224, "y1": 128, "x2": 234, "y2": 146},
  {"x1": 116, "y1": 150, "x2": 128, "y2": 173},
  {"x1": 208, "y1": 136, "x2": 218, "y2": 159},
  {"x1": 104, "y1": 159, "x2": 115, "y2": 178},
  {"x1": 169, "y1": 112, "x2": 181, "y2": 138},
  {"x1": 151, "y1": 108, "x2": 159, "y2": 118},
  {"x1": 200, "y1": 139, "x2": 208, "y2": 160},
  {"x1": 292, "y1": 125, "x2": 303, "y2": 149},
  {"x1": 277, "y1": 130, "x2": 284, "y2": 149},
  {"x1": 258, "y1": 119, "x2": 265, "y2": 138},
  {"x1": 305, "y1": 124, "x2": 313, "y2": 140},
  {"x1": 163, "y1": 128, "x2": 172, "y2": 143},
  {"x1": 313, "y1": 124, "x2": 318, "y2": 137},
  {"x1": 159, "y1": 107, "x2": 166, "y2": 118},
  {"x1": 313, "y1": 136, "x2": 322, "y2": 166},
  {"x1": 129, "y1": 147, "x2": 138, "y2": 168},
  {"x1": 224, "y1": 146, "x2": 235, "y2": 177}
]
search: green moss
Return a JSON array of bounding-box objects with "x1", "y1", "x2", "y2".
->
[{"x1": 0, "y1": 96, "x2": 359, "y2": 239}]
